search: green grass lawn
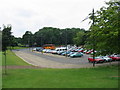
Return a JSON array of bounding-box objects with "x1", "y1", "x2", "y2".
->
[
  {"x1": 2, "y1": 49, "x2": 119, "y2": 88},
  {"x1": 2, "y1": 65, "x2": 119, "y2": 88},
  {"x1": 2, "y1": 50, "x2": 30, "y2": 66}
]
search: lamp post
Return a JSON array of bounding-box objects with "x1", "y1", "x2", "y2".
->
[
  {"x1": 65, "y1": 29, "x2": 68, "y2": 57},
  {"x1": 92, "y1": 9, "x2": 96, "y2": 67}
]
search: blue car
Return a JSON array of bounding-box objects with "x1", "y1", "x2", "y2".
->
[
  {"x1": 70, "y1": 52, "x2": 83, "y2": 58},
  {"x1": 61, "y1": 51, "x2": 71, "y2": 56}
]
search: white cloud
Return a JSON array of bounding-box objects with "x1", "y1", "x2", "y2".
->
[{"x1": 0, "y1": 0, "x2": 110, "y2": 37}]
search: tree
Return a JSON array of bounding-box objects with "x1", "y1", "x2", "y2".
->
[
  {"x1": 15, "y1": 37, "x2": 22, "y2": 46},
  {"x1": 88, "y1": 1, "x2": 120, "y2": 55},
  {"x1": 73, "y1": 31, "x2": 86, "y2": 46},
  {"x1": 2, "y1": 24, "x2": 13, "y2": 74},
  {"x1": 2, "y1": 24, "x2": 12, "y2": 51},
  {"x1": 32, "y1": 27, "x2": 84, "y2": 46},
  {"x1": 22, "y1": 31, "x2": 33, "y2": 47}
]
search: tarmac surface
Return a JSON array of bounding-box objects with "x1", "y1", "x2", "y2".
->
[{"x1": 12, "y1": 48, "x2": 119, "y2": 68}]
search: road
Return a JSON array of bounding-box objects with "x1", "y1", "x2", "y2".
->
[{"x1": 12, "y1": 48, "x2": 118, "y2": 68}]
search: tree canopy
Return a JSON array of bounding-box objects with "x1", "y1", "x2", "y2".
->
[
  {"x1": 88, "y1": 1, "x2": 120, "y2": 55},
  {"x1": 2, "y1": 25, "x2": 13, "y2": 51},
  {"x1": 21, "y1": 27, "x2": 85, "y2": 46}
]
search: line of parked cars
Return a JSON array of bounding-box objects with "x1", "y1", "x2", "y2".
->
[
  {"x1": 45, "y1": 47, "x2": 84, "y2": 58},
  {"x1": 32, "y1": 47, "x2": 120, "y2": 63},
  {"x1": 88, "y1": 54, "x2": 120, "y2": 63},
  {"x1": 32, "y1": 46, "x2": 87, "y2": 58}
]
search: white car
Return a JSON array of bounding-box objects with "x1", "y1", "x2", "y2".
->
[
  {"x1": 57, "y1": 51, "x2": 64, "y2": 55},
  {"x1": 42, "y1": 49, "x2": 48, "y2": 53},
  {"x1": 98, "y1": 56, "x2": 112, "y2": 62},
  {"x1": 51, "y1": 50, "x2": 57, "y2": 54}
]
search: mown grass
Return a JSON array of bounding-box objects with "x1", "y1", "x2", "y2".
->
[
  {"x1": 2, "y1": 48, "x2": 119, "y2": 88},
  {"x1": 2, "y1": 65, "x2": 119, "y2": 88},
  {"x1": 2, "y1": 50, "x2": 30, "y2": 66}
]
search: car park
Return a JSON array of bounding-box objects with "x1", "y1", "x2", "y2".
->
[{"x1": 34, "y1": 46, "x2": 119, "y2": 65}]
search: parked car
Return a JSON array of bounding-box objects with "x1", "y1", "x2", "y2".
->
[
  {"x1": 67, "y1": 52, "x2": 75, "y2": 57},
  {"x1": 61, "y1": 51, "x2": 71, "y2": 56},
  {"x1": 32, "y1": 48, "x2": 37, "y2": 51},
  {"x1": 57, "y1": 51, "x2": 65, "y2": 55},
  {"x1": 109, "y1": 55, "x2": 120, "y2": 61},
  {"x1": 88, "y1": 56, "x2": 105, "y2": 63},
  {"x1": 45, "y1": 49, "x2": 53, "y2": 53},
  {"x1": 70, "y1": 52, "x2": 83, "y2": 58},
  {"x1": 98, "y1": 56, "x2": 112, "y2": 62},
  {"x1": 78, "y1": 48, "x2": 84, "y2": 52},
  {"x1": 51, "y1": 50, "x2": 58, "y2": 54},
  {"x1": 33, "y1": 47, "x2": 43, "y2": 52},
  {"x1": 83, "y1": 50, "x2": 88, "y2": 53},
  {"x1": 42, "y1": 49, "x2": 51, "y2": 53}
]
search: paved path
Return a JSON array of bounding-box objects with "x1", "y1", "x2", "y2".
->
[{"x1": 12, "y1": 49, "x2": 119, "y2": 68}]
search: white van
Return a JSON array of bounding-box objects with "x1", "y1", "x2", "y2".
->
[{"x1": 55, "y1": 47, "x2": 67, "y2": 51}]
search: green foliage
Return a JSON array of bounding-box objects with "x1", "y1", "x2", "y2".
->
[
  {"x1": 22, "y1": 31, "x2": 33, "y2": 46},
  {"x1": 2, "y1": 25, "x2": 13, "y2": 51},
  {"x1": 73, "y1": 30, "x2": 89, "y2": 46},
  {"x1": 32, "y1": 27, "x2": 84, "y2": 46},
  {"x1": 87, "y1": 1, "x2": 120, "y2": 55}
]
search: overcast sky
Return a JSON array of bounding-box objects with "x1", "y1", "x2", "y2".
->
[{"x1": 0, "y1": 0, "x2": 110, "y2": 37}]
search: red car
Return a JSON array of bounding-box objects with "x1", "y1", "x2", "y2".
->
[
  {"x1": 109, "y1": 55, "x2": 120, "y2": 61},
  {"x1": 88, "y1": 57, "x2": 105, "y2": 63}
]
